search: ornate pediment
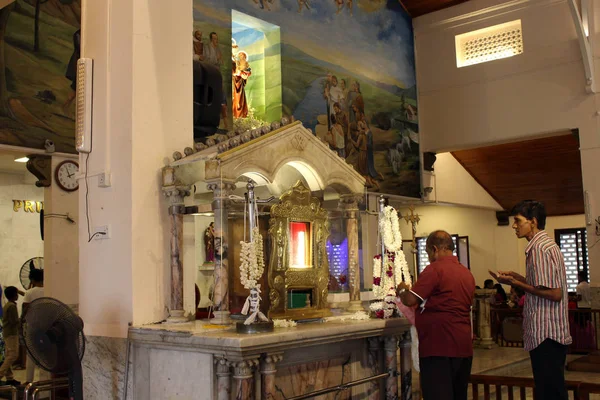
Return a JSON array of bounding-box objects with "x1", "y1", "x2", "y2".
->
[{"x1": 170, "y1": 120, "x2": 366, "y2": 196}]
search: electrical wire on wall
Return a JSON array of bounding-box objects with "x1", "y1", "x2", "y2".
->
[
  {"x1": 44, "y1": 213, "x2": 76, "y2": 224},
  {"x1": 84, "y1": 153, "x2": 105, "y2": 242}
]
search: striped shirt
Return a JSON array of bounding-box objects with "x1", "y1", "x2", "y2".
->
[{"x1": 522, "y1": 230, "x2": 572, "y2": 351}]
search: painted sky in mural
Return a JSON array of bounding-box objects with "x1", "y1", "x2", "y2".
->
[
  {"x1": 194, "y1": 0, "x2": 415, "y2": 88},
  {"x1": 194, "y1": 0, "x2": 420, "y2": 198}
]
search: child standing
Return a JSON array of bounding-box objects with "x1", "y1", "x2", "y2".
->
[{"x1": 0, "y1": 286, "x2": 20, "y2": 386}]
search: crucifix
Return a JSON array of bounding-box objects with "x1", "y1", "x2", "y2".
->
[{"x1": 403, "y1": 205, "x2": 420, "y2": 254}]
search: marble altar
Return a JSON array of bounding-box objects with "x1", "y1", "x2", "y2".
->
[
  {"x1": 140, "y1": 120, "x2": 412, "y2": 400},
  {"x1": 129, "y1": 317, "x2": 411, "y2": 399}
]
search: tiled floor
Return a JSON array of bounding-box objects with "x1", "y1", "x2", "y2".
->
[{"x1": 411, "y1": 346, "x2": 529, "y2": 396}]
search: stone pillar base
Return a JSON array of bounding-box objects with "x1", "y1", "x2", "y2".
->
[
  {"x1": 475, "y1": 338, "x2": 497, "y2": 349},
  {"x1": 212, "y1": 310, "x2": 231, "y2": 325},
  {"x1": 166, "y1": 310, "x2": 188, "y2": 323},
  {"x1": 347, "y1": 300, "x2": 365, "y2": 313}
]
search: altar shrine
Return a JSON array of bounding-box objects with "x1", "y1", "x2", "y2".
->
[{"x1": 127, "y1": 119, "x2": 413, "y2": 399}]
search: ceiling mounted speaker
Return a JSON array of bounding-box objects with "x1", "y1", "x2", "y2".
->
[
  {"x1": 496, "y1": 211, "x2": 510, "y2": 226},
  {"x1": 423, "y1": 152, "x2": 436, "y2": 172}
]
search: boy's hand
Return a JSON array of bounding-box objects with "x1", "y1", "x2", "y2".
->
[{"x1": 489, "y1": 270, "x2": 516, "y2": 285}]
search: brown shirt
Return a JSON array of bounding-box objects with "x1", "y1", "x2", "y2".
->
[
  {"x1": 2, "y1": 302, "x2": 19, "y2": 337},
  {"x1": 411, "y1": 256, "x2": 475, "y2": 358}
]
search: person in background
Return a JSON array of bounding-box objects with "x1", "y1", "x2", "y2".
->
[
  {"x1": 397, "y1": 230, "x2": 476, "y2": 400},
  {"x1": 22, "y1": 269, "x2": 44, "y2": 384},
  {"x1": 576, "y1": 271, "x2": 591, "y2": 309},
  {"x1": 489, "y1": 200, "x2": 571, "y2": 400},
  {"x1": 568, "y1": 292, "x2": 578, "y2": 310},
  {"x1": 510, "y1": 286, "x2": 525, "y2": 308},
  {"x1": 494, "y1": 283, "x2": 508, "y2": 304},
  {"x1": 0, "y1": 287, "x2": 20, "y2": 386},
  {"x1": 484, "y1": 279, "x2": 494, "y2": 290}
]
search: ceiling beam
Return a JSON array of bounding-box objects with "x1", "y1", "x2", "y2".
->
[
  {"x1": 568, "y1": 0, "x2": 596, "y2": 93},
  {"x1": 398, "y1": 0, "x2": 411, "y2": 16}
]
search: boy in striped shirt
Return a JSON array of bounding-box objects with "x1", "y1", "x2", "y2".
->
[{"x1": 490, "y1": 200, "x2": 571, "y2": 400}]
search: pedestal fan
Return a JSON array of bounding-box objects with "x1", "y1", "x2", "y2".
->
[
  {"x1": 19, "y1": 257, "x2": 44, "y2": 290},
  {"x1": 21, "y1": 297, "x2": 85, "y2": 400}
]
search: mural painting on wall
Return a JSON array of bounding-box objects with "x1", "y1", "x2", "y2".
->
[
  {"x1": 193, "y1": 0, "x2": 419, "y2": 198},
  {"x1": 0, "y1": 0, "x2": 79, "y2": 153}
]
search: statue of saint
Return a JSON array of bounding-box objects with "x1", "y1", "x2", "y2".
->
[
  {"x1": 232, "y1": 51, "x2": 252, "y2": 118},
  {"x1": 204, "y1": 222, "x2": 215, "y2": 263}
]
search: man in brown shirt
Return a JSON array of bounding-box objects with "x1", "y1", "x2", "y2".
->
[{"x1": 397, "y1": 231, "x2": 475, "y2": 400}]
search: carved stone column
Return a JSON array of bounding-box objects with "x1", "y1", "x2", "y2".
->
[
  {"x1": 384, "y1": 335, "x2": 399, "y2": 400},
  {"x1": 474, "y1": 289, "x2": 496, "y2": 349},
  {"x1": 207, "y1": 180, "x2": 236, "y2": 325},
  {"x1": 339, "y1": 194, "x2": 363, "y2": 312},
  {"x1": 162, "y1": 166, "x2": 191, "y2": 323},
  {"x1": 367, "y1": 337, "x2": 383, "y2": 400},
  {"x1": 232, "y1": 358, "x2": 259, "y2": 400},
  {"x1": 399, "y1": 331, "x2": 412, "y2": 400},
  {"x1": 261, "y1": 353, "x2": 283, "y2": 399},
  {"x1": 215, "y1": 357, "x2": 232, "y2": 400}
]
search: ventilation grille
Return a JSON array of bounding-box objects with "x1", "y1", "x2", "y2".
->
[{"x1": 455, "y1": 20, "x2": 523, "y2": 68}]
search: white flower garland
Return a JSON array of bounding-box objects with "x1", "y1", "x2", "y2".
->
[
  {"x1": 239, "y1": 227, "x2": 265, "y2": 290},
  {"x1": 371, "y1": 205, "x2": 412, "y2": 318},
  {"x1": 273, "y1": 319, "x2": 297, "y2": 328},
  {"x1": 395, "y1": 253, "x2": 411, "y2": 287},
  {"x1": 324, "y1": 311, "x2": 370, "y2": 322},
  {"x1": 379, "y1": 206, "x2": 403, "y2": 252},
  {"x1": 372, "y1": 256, "x2": 384, "y2": 298}
]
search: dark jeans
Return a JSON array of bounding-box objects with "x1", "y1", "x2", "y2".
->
[
  {"x1": 420, "y1": 356, "x2": 473, "y2": 400},
  {"x1": 530, "y1": 339, "x2": 568, "y2": 400}
]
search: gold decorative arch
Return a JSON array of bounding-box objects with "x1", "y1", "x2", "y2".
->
[{"x1": 267, "y1": 181, "x2": 331, "y2": 320}]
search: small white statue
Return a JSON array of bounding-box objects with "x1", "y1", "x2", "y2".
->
[{"x1": 241, "y1": 284, "x2": 269, "y2": 325}]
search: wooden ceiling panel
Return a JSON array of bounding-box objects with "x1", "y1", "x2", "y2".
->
[
  {"x1": 451, "y1": 133, "x2": 584, "y2": 216},
  {"x1": 400, "y1": 0, "x2": 470, "y2": 18}
]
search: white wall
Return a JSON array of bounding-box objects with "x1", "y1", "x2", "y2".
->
[
  {"x1": 0, "y1": 171, "x2": 43, "y2": 308},
  {"x1": 395, "y1": 204, "x2": 499, "y2": 287},
  {"x1": 79, "y1": 0, "x2": 192, "y2": 338},
  {"x1": 413, "y1": 0, "x2": 600, "y2": 280},
  {"x1": 414, "y1": 0, "x2": 597, "y2": 152},
  {"x1": 44, "y1": 156, "x2": 79, "y2": 308},
  {"x1": 390, "y1": 203, "x2": 586, "y2": 290},
  {"x1": 426, "y1": 152, "x2": 502, "y2": 210}
]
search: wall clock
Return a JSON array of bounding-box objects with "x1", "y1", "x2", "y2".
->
[{"x1": 55, "y1": 160, "x2": 79, "y2": 192}]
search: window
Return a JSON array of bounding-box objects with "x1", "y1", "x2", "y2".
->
[
  {"x1": 415, "y1": 235, "x2": 470, "y2": 275},
  {"x1": 555, "y1": 228, "x2": 588, "y2": 292},
  {"x1": 455, "y1": 20, "x2": 523, "y2": 68}
]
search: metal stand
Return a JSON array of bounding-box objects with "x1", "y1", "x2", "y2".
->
[
  {"x1": 236, "y1": 180, "x2": 275, "y2": 334},
  {"x1": 286, "y1": 371, "x2": 393, "y2": 400},
  {"x1": 379, "y1": 196, "x2": 386, "y2": 258}
]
